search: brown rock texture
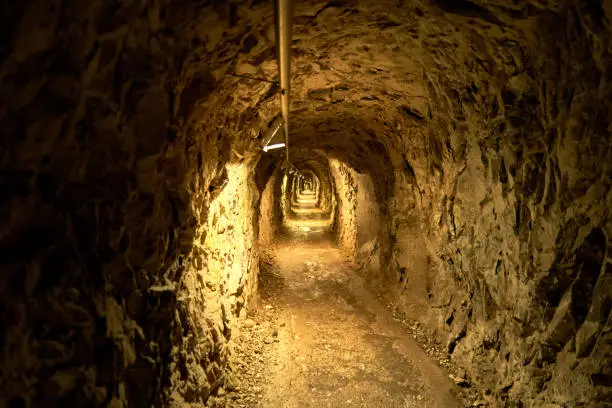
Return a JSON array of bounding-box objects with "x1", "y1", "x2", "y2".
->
[
  {"x1": 1, "y1": 0, "x2": 611, "y2": 407},
  {"x1": 258, "y1": 170, "x2": 281, "y2": 246},
  {"x1": 330, "y1": 159, "x2": 359, "y2": 255}
]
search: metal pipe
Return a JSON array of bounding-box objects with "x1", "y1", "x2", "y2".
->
[{"x1": 276, "y1": 0, "x2": 293, "y2": 164}]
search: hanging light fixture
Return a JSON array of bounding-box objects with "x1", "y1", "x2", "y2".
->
[{"x1": 261, "y1": 115, "x2": 286, "y2": 152}]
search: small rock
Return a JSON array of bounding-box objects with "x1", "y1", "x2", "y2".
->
[
  {"x1": 93, "y1": 387, "x2": 108, "y2": 405},
  {"x1": 243, "y1": 319, "x2": 256, "y2": 328},
  {"x1": 450, "y1": 374, "x2": 470, "y2": 387}
]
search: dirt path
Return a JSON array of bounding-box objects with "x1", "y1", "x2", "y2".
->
[
  {"x1": 229, "y1": 231, "x2": 465, "y2": 408},
  {"x1": 224, "y1": 191, "x2": 476, "y2": 408}
]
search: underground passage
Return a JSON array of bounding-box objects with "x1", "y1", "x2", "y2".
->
[{"x1": 1, "y1": 0, "x2": 611, "y2": 407}]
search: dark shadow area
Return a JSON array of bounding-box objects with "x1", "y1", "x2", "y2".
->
[{"x1": 0, "y1": 144, "x2": 202, "y2": 407}]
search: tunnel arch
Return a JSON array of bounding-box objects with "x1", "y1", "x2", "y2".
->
[{"x1": 0, "y1": 0, "x2": 611, "y2": 407}]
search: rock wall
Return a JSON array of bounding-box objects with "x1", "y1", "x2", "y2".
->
[
  {"x1": 329, "y1": 159, "x2": 385, "y2": 274},
  {"x1": 329, "y1": 159, "x2": 390, "y2": 276},
  {"x1": 258, "y1": 170, "x2": 282, "y2": 246},
  {"x1": 280, "y1": 172, "x2": 292, "y2": 222},
  {"x1": 313, "y1": 166, "x2": 335, "y2": 217},
  {"x1": 329, "y1": 159, "x2": 359, "y2": 256},
  {"x1": 385, "y1": 3, "x2": 612, "y2": 406},
  {"x1": 350, "y1": 173, "x2": 385, "y2": 279},
  {"x1": 355, "y1": 174, "x2": 380, "y2": 247},
  {"x1": 167, "y1": 160, "x2": 260, "y2": 406},
  {"x1": 0, "y1": 1, "x2": 265, "y2": 406}
]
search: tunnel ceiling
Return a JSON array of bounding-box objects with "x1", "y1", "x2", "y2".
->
[
  {"x1": 3, "y1": 0, "x2": 608, "y2": 179},
  {"x1": 197, "y1": 0, "x2": 604, "y2": 169},
  {"x1": 285, "y1": 149, "x2": 328, "y2": 174}
]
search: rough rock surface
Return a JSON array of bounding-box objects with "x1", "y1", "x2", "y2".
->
[
  {"x1": 1, "y1": 0, "x2": 611, "y2": 407},
  {"x1": 0, "y1": 1, "x2": 264, "y2": 406},
  {"x1": 258, "y1": 170, "x2": 280, "y2": 246},
  {"x1": 329, "y1": 159, "x2": 359, "y2": 256}
]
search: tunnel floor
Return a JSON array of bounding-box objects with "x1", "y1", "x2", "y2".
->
[{"x1": 228, "y1": 204, "x2": 482, "y2": 407}]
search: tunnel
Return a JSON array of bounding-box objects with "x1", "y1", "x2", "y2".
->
[{"x1": 1, "y1": 0, "x2": 611, "y2": 407}]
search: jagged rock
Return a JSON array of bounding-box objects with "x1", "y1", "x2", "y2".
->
[
  {"x1": 243, "y1": 319, "x2": 256, "y2": 328},
  {"x1": 544, "y1": 291, "x2": 577, "y2": 351}
]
